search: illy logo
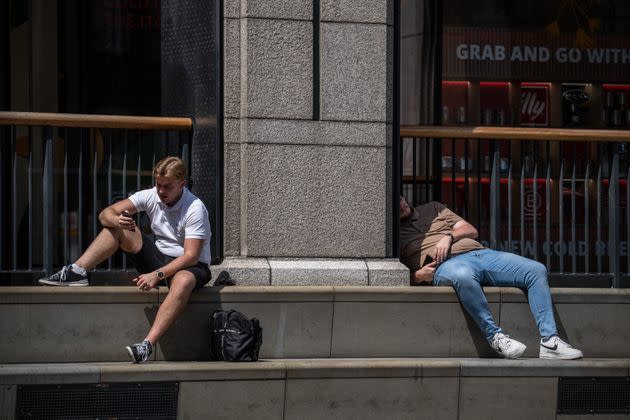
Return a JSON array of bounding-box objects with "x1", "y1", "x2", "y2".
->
[{"x1": 521, "y1": 91, "x2": 546, "y2": 122}]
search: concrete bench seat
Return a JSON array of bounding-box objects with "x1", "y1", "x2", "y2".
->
[
  {"x1": 2, "y1": 358, "x2": 629, "y2": 420},
  {"x1": 2, "y1": 286, "x2": 629, "y2": 363}
]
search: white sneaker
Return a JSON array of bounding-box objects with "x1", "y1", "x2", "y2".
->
[
  {"x1": 539, "y1": 336, "x2": 583, "y2": 360},
  {"x1": 490, "y1": 332, "x2": 527, "y2": 359}
]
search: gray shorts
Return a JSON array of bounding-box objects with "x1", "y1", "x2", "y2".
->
[{"x1": 124, "y1": 232, "x2": 211, "y2": 289}]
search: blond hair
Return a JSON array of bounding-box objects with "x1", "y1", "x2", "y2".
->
[{"x1": 153, "y1": 156, "x2": 187, "y2": 181}]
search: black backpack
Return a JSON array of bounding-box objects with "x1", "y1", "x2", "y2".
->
[{"x1": 209, "y1": 310, "x2": 263, "y2": 361}]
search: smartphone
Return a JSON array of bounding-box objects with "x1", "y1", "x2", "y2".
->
[{"x1": 422, "y1": 255, "x2": 434, "y2": 267}]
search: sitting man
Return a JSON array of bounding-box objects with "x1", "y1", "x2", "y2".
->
[
  {"x1": 38, "y1": 156, "x2": 212, "y2": 364},
  {"x1": 399, "y1": 196, "x2": 582, "y2": 360}
]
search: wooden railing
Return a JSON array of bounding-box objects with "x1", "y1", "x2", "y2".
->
[
  {"x1": 0, "y1": 111, "x2": 192, "y2": 130},
  {"x1": 400, "y1": 125, "x2": 630, "y2": 287}
]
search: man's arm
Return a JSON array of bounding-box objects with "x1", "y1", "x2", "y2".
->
[
  {"x1": 134, "y1": 238, "x2": 204, "y2": 291},
  {"x1": 434, "y1": 219, "x2": 479, "y2": 263},
  {"x1": 99, "y1": 198, "x2": 138, "y2": 231}
]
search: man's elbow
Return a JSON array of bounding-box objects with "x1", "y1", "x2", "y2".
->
[
  {"x1": 471, "y1": 227, "x2": 479, "y2": 239},
  {"x1": 98, "y1": 210, "x2": 108, "y2": 225}
]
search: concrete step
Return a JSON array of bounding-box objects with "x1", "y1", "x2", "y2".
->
[
  {"x1": 2, "y1": 286, "x2": 629, "y2": 363},
  {"x1": 1, "y1": 358, "x2": 629, "y2": 420}
]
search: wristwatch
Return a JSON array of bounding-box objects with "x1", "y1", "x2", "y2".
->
[
  {"x1": 156, "y1": 270, "x2": 165, "y2": 280},
  {"x1": 445, "y1": 233, "x2": 454, "y2": 244}
]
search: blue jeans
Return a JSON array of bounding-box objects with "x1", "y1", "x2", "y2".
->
[{"x1": 433, "y1": 249, "x2": 557, "y2": 341}]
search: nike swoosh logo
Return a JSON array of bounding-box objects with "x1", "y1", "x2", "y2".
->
[{"x1": 541, "y1": 343, "x2": 558, "y2": 351}]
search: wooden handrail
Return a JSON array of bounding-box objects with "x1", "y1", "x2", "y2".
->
[
  {"x1": 401, "y1": 125, "x2": 630, "y2": 142},
  {"x1": 0, "y1": 111, "x2": 192, "y2": 130}
]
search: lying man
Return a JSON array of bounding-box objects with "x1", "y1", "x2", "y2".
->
[
  {"x1": 38, "y1": 156, "x2": 212, "y2": 363},
  {"x1": 399, "y1": 196, "x2": 582, "y2": 360}
]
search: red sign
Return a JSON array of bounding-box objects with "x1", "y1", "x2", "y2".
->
[{"x1": 520, "y1": 84, "x2": 549, "y2": 126}]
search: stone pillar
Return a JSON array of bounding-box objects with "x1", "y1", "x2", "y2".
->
[{"x1": 218, "y1": 0, "x2": 407, "y2": 285}]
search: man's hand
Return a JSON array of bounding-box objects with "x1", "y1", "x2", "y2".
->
[
  {"x1": 411, "y1": 261, "x2": 437, "y2": 285},
  {"x1": 434, "y1": 234, "x2": 453, "y2": 263},
  {"x1": 118, "y1": 211, "x2": 136, "y2": 232},
  {"x1": 133, "y1": 271, "x2": 159, "y2": 292}
]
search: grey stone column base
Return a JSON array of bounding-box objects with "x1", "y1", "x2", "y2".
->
[{"x1": 211, "y1": 257, "x2": 409, "y2": 286}]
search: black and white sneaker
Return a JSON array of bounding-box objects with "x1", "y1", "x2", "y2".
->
[
  {"x1": 540, "y1": 336, "x2": 583, "y2": 360},
  {"x1": 38, "y1": 265, "x2": 89, "y2": 286},
  {"x1": 126, "y1": 339, "x2": 153, "y2": 364}
]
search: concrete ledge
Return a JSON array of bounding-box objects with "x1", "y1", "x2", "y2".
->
[
  {"x1": 210, "y1": 257, "x2": 271, "y2": 286},
  {"x1": 2, "y1": 286, "x2": 630, "y2": 362},
  {"x1": 0, "y1": 364, "x2": 101, "y2": 385},
  {"x1": 269, "y1": 259, "x2": 368, "y2": 286},
  {"x1": 0, "y1": 286, "x2": 158, "y2": 304},
  {"x1": 366, "y1": 259, "x2": 408, "y2": 286},
  {"x1": 6, "y1": 359, "x2": 628, "y2": 420},
  {"x1": 460, "y1": 359, "x2": 630, "y2": 377},
  {"x1": 210, "y1": 258, "x2": 408, "y2": 287},
  {"x1": 2, "y1": 359, "x2": 628, "y2": 385}
]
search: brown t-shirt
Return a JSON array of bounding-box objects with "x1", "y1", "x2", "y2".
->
[{"x1": 400, "y1": 202, "x2": 485, "y2": 272}]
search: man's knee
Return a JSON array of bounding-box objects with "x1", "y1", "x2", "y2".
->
[
  {"x1": 525, "y1": 260, "x2": 548, "y2": 284},
  {"x1": 169, "y1": 271, "x2": 196, "y2": 296},
  {"x1": 105, "y1": 226, "x2": 140, "y2": 253}
]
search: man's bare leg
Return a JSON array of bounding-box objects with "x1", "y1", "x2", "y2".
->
[
  {"x1": 75, "y1": 227, "x2": 142, "y2": 270},
  {"x1": 145, "y1": 271, "x2": 196, "y2": 346}
]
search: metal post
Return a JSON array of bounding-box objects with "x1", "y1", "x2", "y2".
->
[
  {"x1": 608, "y1": 153, "x2": 620, "y2": 288},
  {"x1": 490, "y1": 150, "x2": 500, "y2": 249},
  {"x1": 43, "y1": 127, "x2": 54, "y2": 275}
]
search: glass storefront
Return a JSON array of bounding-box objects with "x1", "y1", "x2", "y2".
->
[{"x1": 400, "y1": 0, "x2": 630, "y2": 279}]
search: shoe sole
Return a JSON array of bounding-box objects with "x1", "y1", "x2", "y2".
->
[
  {"x1": 539, "y1": 349, "x2": 583, "y2": 360},
  {"x1": 38, "y1": 279, "x2": 89, "y2": 286},
  {"x1": 125, "y1": 346, "x2": 139, "y2": 363}
]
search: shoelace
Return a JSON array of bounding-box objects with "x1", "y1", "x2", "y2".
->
[
  {"x1": 495, "y1": 334, "x2": 513, "y2": 349},
  {"x1": 53, "y1": 266, "x2": 70, "y2": 282}
]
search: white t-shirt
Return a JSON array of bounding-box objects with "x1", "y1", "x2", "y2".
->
[{"x1": 128, "y1": 187, "x2": 212, "y2": 264}]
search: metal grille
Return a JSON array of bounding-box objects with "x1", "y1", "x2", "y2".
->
[
  {"x1": 16, "y1": 382, "x2": 178, "y2": 420},
  {"x1": 558, "y1": 377, "x2": 630, "y2": 414}
]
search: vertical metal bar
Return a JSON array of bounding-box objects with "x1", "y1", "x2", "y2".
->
[
  {"x1": 412, "y1": 137, "x2": 417, "y2": 205},
  {"x1": 627, "y1": 166, "x2": 630, "y2": 275},
  {"x1": 28, "y1": 140, "x2": 33, "y2": 270},
  {"x1": 152, "y1": 154, "x2": 156, "y2": 185},
  {"x1": 545, "y1": 160, "x2": 551, "y2": 272},
  {"x1": 558, "y1": 159, "x2": 565, "y2": 273},
  {"x1": 520, "y1": 164, "x2": 525, "y2": 257},
  {"x1": 609, "y1": 153, "x2": 620, "y2": 288},
  {"x1": 507, "y1": 159, "x2": 512, "y2": 253},
  {"x1": 627, "y1": 165, "x2": 630, "y2": 275},
  {"x1": 596, "y1": 164, "x2": 602, "y2": 273},
  {"x1": 533, "y1": 161, "x2": 538, "y2": 261},
  {"x1": 64, "y1": 149, "x2": 69, "y2": 264},
  {"x1": 451, "y1": 139, "x2": 456, "y2": 209},
  {"x1": 78, "y1": 130, "x2": 84, "y2": 254},
  {"x1": 464, "y1": 139, "x2": 469, "y2": 220},
  {"x1": 137, "y1": 153, "x2": 141, "y2": 227},
  {"x1": 122, "y1": 131, "x2": 128, "y2": 270},
  {"x1": 571, "y1": 162, "x2": 577, "y2": 273},
  {"x1": 584, "y1": 162, "x2": 590, "y2": 274},
  {"x1": 477, "y1": 139, "x2": 482, "y2": 229},
  {"x1": 490, "y1": 150, "x2": 500, "y2": 249},
  {"x1": 0, "y1": 127, "x2": 4, "y2": 270},
  {"x1": 93, "y1": 142, "x2": 98, "y2": 248},
  {"x1": 107, "y1": 132, "x2": 112, "y2": 271},
  {"x1": 425, "y1": 139, "x2": 430, "y2": 202},
  {"x1": 43, "y1": 127, "x2": 54, "y2": 275},
  {"x1": 12, "y1": 137, "x2": 17, "y2": 269}
]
